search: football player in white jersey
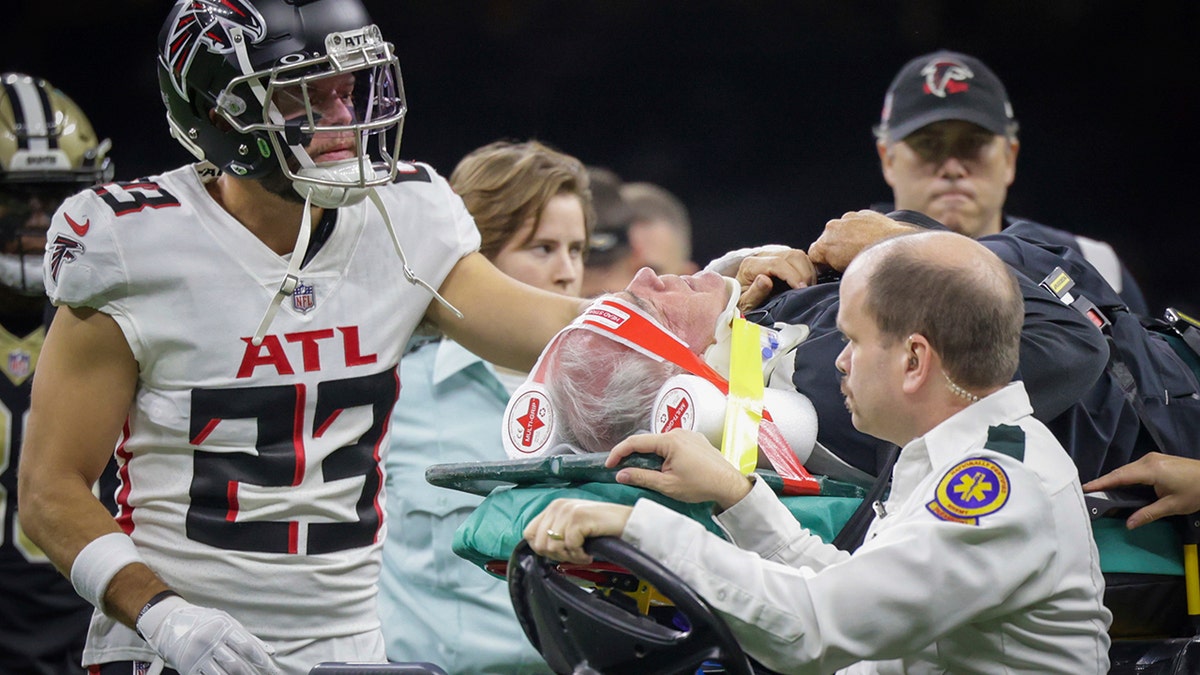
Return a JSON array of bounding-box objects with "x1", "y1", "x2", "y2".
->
[{"x1": 16, "y1": 1, "x2": 586, "y2": 674}]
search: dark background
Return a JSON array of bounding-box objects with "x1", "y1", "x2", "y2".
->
[{"x1": 4, "y1": 1, "x2": 1196, "y2": 313}]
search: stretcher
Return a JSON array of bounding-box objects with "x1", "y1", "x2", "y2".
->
[{"x1": 421, "y1": 455, "x2": 1198, "y2": 675}]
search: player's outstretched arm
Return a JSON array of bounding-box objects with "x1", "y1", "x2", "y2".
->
[{"x1": 430, "y1": 251, "x2": 589, "y2": 371}]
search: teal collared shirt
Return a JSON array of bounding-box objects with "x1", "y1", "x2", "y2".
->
[{"x1": 379, "y1": 339, "x2": 550, "y2": 674}]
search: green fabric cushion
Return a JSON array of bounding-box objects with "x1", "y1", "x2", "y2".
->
[
  {"x1": 453, "y1": 484, "x2": 1184, "y2": 577},
  {"x1": 1091, "y1": 517, "x2": 1183, "y2": 575},
  {"x1": 453, "y1": 483, "x2": 723, "y2": 569}
]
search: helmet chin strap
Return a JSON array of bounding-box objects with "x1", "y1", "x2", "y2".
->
[
  {"x1": 250, "y1": 181, "x2": 463, "y2": 347},
  {"x1": 366, "y1": 186, "x2": 462, "y2": 320},
  {"x1": 250, "y1": 189, "x2": 315, "y2": 347},
  {"x1": 701, "y1": 276, "x2": 808, "y2": 384}
]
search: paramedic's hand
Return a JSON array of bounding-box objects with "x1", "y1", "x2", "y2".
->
[
  {"x1": 731, "y1": 248, "x2": 816, "y2": 313},
  {"x1": 524, "y1": 500, "x2": 632, "y2": 565},
  {"x1": 809, "y1": 210, "x2": 920, "y2": 272},
  {"x1": 1083, "y1": 452, "x2": 1200, "y2": 529},
  {"x1": 136, "y1": 595, "x2": 282, "y2": 675},
  {"x1": 608, "y1": 430, "x2": 753, "y2": 511}
]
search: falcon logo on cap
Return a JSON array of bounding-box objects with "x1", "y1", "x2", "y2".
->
[{"x1": 920, "y1": 59, "x2": 975, "y2": 98}]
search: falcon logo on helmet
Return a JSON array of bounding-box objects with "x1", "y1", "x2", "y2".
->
[
  {"x1": 161, "y1": 0, "x2": 267, "y2": 100},
  {"x1": 920, "y1": 59, "x2": 974, "y2": 98}
]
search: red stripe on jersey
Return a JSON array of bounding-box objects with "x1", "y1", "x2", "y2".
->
[
  {"x1": 191, "y1": 417, "x2": 220, "y2": 445},
  {"x1": 226, "y1": 480, "x2": 239, "y2": 521},
  {"x1": 289, "y1": 521, "x2": 299, "y2": 555},
  {"x1": 369, "y1": 370, "x2": 401, "y2": 543},
  {"x1": 114, "y1": 421, "x2": 135, "y2": 534},
  {"x1": 313, "y1": 408, "x2": 341, "y2": 438},
  {"x1": 293, "y1": 384, "x2": 307, "y2": 486}
]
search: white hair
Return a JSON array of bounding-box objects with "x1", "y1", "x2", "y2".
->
[{"x1": 545, "y1": 329, "x2": 683, "y2": 454}]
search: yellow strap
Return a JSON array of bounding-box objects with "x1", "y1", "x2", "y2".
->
[
  {"x1": 1186, "y1": 543, "x2": 1199, "y2": 616},
  {"x1": 720, "y1": 317, "x2": 764, "y2": 475}
]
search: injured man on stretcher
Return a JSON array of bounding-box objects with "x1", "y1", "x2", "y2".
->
[
  {"x1": 502, "y1": 210, "x2": 1109, "y2": 488},
  {"x1": 519, "y1": 229, "x2": 1113, "y2": 674}
]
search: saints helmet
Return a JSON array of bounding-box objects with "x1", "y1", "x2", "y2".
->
[
  {"x1": 0, "y1": 73, "x2": 114, "y2": 295},
  {"x1": 157, "y1": 0, "x2": 407, "y2": 207}
]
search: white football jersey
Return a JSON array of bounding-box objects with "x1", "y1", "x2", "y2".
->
[{"x1": 44, "y1": 161, "x2": 480, "y2": 663}]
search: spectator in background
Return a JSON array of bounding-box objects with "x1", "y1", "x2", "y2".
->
[
  {"x1": 621, "y1": 181, "x2": 698, "y2": 276},
  {"x1": 580, "y1": 166, "x2": 640, "y2": 297},
  {"x1": 863, "y1": 49, "x2": 1149, "y2": 315},
  {"x1": 0, "y1": 72, "x2": 115, "y2": 675},
  {"x1": 379, "y1": 139, "x2": 590, "y2": 674}
]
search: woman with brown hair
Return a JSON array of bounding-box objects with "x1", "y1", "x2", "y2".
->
[{"x1": 379, "y1": 140, "x2": 591, "y2": 674}]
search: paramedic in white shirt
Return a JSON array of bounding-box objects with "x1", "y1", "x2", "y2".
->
[{"x1": 526, "y1": 230, "x2": 1111, "y2": 674}]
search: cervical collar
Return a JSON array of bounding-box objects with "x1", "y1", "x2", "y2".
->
[
  {"x1": 701, "y1": 276, "x2": 808, "y2": 382},
  {"x1": 651, "y1": 373, "x2": 818, "y2": 466}
]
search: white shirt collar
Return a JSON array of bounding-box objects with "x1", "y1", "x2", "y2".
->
[{"x1": 889, "y1": 381, "x2": 1032, "y2": 503}]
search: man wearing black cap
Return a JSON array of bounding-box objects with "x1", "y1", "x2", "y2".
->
[{"x1": 869, "y1": 50, "x2": 1149, "y2": 315}]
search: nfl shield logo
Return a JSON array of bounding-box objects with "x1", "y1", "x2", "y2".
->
[
  {"x1": 292, "y1": 281, "x2": 316, "y2": 313},
  {"x1": 7, "y1": 350, "x2": 31, "y2": 379}
]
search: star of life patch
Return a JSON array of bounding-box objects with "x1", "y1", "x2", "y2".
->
[{"x1": 926, "y1": 457, "x2": 1010, "y2": 525}]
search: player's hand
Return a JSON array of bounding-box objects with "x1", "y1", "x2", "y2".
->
[
  {"x1": 703, "y1": 245, "x2": 816, "y2": 313},
  {"x1": 137, "y1": 595, "x2": 282, "y2": 675},
  {"x1": 808, "y1": 210, "x2": 921, "y2": 272},
  {"x1": 732, "y1": 248, "x2": 817, "y2": 313},
  {"x1": 608, "y1": 430, "x2": 753, "y2": 510},
  {"x1": 524, "y1": 500, "x2": 633, "y2": 565},
  {"x1": 1083, "y1": 452, "x2": 1200, "y2": 529}
]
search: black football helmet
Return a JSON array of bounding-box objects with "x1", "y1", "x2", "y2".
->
[
  {"x1": 157, "y1": 0, "x2": 406, "y2": 207},
  {"x1": 0, "y1": 72, "x2": 113, "y2": 295}
]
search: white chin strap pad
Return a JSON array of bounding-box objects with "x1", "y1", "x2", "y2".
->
[
  {"x1": 292, "y1": 158, "x2": 381, "y2": 208},
  {"x1": 651, "y1": 374, "x2": 819, "y2": 465}
]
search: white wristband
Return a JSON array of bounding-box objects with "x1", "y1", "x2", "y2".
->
[{"x1": 70, "y1": 532, "x2": 146, "y2": 613}]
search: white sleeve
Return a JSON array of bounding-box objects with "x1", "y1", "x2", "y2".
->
[
  {"x1": 714, "y1": 476, "x2": 848, "y2": 570},
  {"x1": 621, "y1": 457, "x2": 1056, "y2": 674},
  {"x1": 44, "y1": 189, "x2": 128, "y2": 311}
]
